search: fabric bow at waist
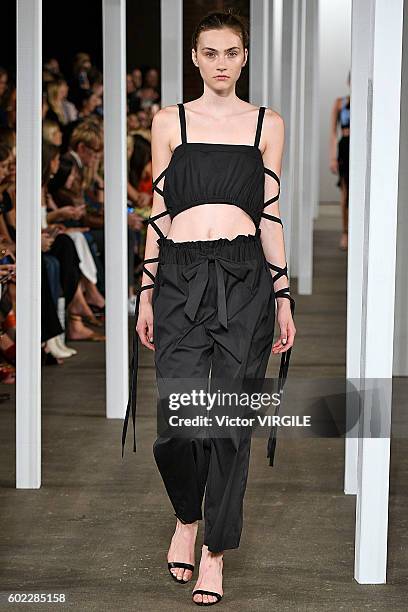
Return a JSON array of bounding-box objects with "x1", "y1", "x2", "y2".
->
[{"x1": 182, "y1": 254, "x2": 250, "y2": 330}]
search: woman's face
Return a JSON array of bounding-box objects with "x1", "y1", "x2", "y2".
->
[
  {"x1": 145, "y1": 69, "x2": 158, "y2": 88},
  {"x1": 127, "y1": 113, "x2": 139, "y2": 131},
  {"x1": 132, "y1": 69, "x2": 142, "y2": 89},
  {"x1": 137, "y1": 111, "x2": 148, "y2": 128},
  {"x1": 192, "y1": 28, "x2": 247, "y2": 93},
  {"x1": 60, "y1": 81, "x2": 68, "y2": 99},
  {"x1": 84, "y1": 93, "x2": 100, "y2": 112},
  {"x1": 51, "y1": 126, "x2": 63, "y2": 146},
  {"x1": 127, "y1": 75, "x2": 135, "y2": 93}
]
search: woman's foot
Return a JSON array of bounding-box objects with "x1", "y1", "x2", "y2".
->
[
  {"x1": 66, "y1": 314, "x2": 105, "y2": 341},
  {"x1": 69, "y1": 286, "x2": 101, "y2": 320},
  {"x1": 167, "y1": 519, "x2": 198, "y2": 583},
  {"x1": 192, "y1": 545, "x2": 224, "y2": 605}
]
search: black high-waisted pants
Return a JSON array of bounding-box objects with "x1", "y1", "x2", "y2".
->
[{"x1": 151, "y1": 228, "x2": 275, "y2": 553}]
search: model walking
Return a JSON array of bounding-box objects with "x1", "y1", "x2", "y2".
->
[
  {"x1": 330, "y1": 71, "x2": 350, "y2": 250},
  {"x1": 122, "y1": 10, "x2": 296, "y2": 606}
]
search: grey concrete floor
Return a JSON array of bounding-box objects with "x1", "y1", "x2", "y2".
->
[{"x1": 1, "y1": 203, "x2": 407, "y2": 611}]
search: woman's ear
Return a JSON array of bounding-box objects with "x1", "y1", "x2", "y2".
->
[
  {"x1": 242, "y1": 48, "x2": 248, "y2": 68},
  {"x1": 191, "y1": 50, "x2": 199, "y2": 68}
]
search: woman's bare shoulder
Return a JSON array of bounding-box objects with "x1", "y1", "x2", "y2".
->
[
  {"x1": 151, "y1": 104, "x2": 179, "y2": 129},
  {"x1": 263, "y1": 107, "x2": 285, "y2": 138},
  {"x1": 151, "y1": 105, "x2": 180, "y2": 151}
]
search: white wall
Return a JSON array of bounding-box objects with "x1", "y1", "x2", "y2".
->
[{"x1": 319, "y1": 0, "x2": 352, "y2": 202}]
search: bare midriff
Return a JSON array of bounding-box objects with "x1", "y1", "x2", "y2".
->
[{"x1": 165, "y1": 203, "x2": 256, "y2": 242}]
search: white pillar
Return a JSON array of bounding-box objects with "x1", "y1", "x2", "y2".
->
[
  {"x1": 354, "y1": 0, "x2": 404, "y2": 584},
  {"x1": 102, "y1": 0, "x2": 128, "y2": 421},
  {"x1": 161, "y1": 0, "x2": 183, "y2": 105},
  {"x1": 344, "y1": 0, "x2": 372, "y2": 496},
  {"x1": 393, "y1": 0, "x2": 408, "y2": 377},
  {"x1": 297, "y1": 0, "x2": 318, "y2": 295},
  {"x1": 280, "y1": 0, "x2": 298, "y2": 268},
  {"x1": 250, "y1": 0, "x2": 271, "y2": 107},
  {"x1": 271, "y1": 0, "x2": 283, "y2": 112},
  {"x1": 16, "y1": 0, "x2": 42, "y2": 489}
]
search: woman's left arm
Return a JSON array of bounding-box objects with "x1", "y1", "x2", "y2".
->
[{"x1": 259, "y1": 108, "x2": 296, "y2": 355}]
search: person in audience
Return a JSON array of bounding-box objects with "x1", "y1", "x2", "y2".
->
[
  {"x1": 69, "y1": 52, "x2": 92, "y2": 108},
  {"x1": 1, "y1": 84, "x2": 15, "y2": 129},
  {"x1": 76, "y1": 89, "x2": 102, "y2": 122},
  {"x1": 43, "y1": 119, "x2": 63, "y2": 146},
  {"x1": 43, "y1": 142, "x2": 105, "y2": 314},
  {"x1": 44, "y1": 57, "x2": 62, "y2": 79},
  {"x1": 0, "y1": 133, "x2": 15, "y2": 240},
  {"x1": 138, "y1": 67, "x2": 160, "y2": 110},
  {"x1": 127, "y1": 73, "x2": 141, "y2": 114}
]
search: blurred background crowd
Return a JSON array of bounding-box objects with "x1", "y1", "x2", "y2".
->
[{"x1": 0, "y1": 52, "x2": 160, "y2": 382}]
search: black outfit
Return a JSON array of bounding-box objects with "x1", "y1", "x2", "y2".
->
[
  {"x1": 41, "y1": 254, "x2": 64, "y2": 342},
  {"x1": 336, "y1": 96, "x2": 350, "y2": 194},
  {"x1": 122, "y1": 104, "x2": 295, "y2": 553},
  {"x1": 48, "y1": 233, "x2": 81, "y2": 306}
]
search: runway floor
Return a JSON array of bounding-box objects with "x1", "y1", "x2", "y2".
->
[{"x1": 1, "y1": 203, "x2": 407, "y2": 611}]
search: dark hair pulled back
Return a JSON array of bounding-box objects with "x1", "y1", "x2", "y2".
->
[{"x1": 191, "y1": 9, "x2": 249, "y2": 51}]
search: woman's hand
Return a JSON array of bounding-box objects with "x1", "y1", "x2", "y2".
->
[
  {"x1": 136, "y1": 291, "x2": 155, "y2": 351},
  {"x1": 128, "y1": 212, "x2": 143, "y2": 231},
  {"x1": 41, "y1": 232, "x2": 54, "y2": 252},
  {"x1": 272, "y1": 298, "x2": 296, "y2": 355},
  {"x1": 0, "y1": 263, "x2": 15, "y2": 275},
  {"x1": 329, "y1": 157, "x2": 338, "y2": 174},
  {"x1": 58, "y1": 204, "x2": 85, "y2": 220},
  {"x1": 137, "y1": 192, "x2": 152, "y2": 208}
]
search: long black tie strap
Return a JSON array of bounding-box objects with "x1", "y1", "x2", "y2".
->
[
  {"x1": 121, "y1": 284, "x2": 153, "y2": 457},
  {"x1": 266, "y1": 292, "x2": 296, "y2": 466}
]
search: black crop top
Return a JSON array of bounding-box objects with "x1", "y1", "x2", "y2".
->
[{"x1": 151, "y1": 104, "x2": 281, "y2": 229}]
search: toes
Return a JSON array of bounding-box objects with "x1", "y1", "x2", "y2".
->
[{"x1": 193, "y1": 593, "x2": 203, "y2": 603}]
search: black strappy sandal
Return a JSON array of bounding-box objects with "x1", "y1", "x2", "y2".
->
[
  {"x1": 168, "y1": 561, "x2": 195, "y2": 584},
  {"x1": 192, "y1": 589, "x2": 223, "y2": 606}
]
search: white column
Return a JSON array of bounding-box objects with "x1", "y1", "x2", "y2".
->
[
  {"x1": 293, "y1": 1, "x2": 305, "y2": 284},
  {"x1": 271, "y1": 0, "x2": 283, "y2": 112},
  {"x1": 102, "y1": 0, "x2": 128, "y2": 421},
  {"x1": 249, "y1": 0, "x2": 270, "y2": 107},
  {"x1": 161, "y1": 0, "x2": 183, "y2": 105},
  {"x1": 354, "y1": 0, "x2": 404, "y2": 584},
  {"x1": 310, "y1": 1, "x2": 320, "y2": 223},
  {"x1": 393, "y1": 0, "x2": 408, "y2": 377},
  {"x1": 16, "y1": 0, "x2": 42, "y2": 489},
  {"x1": 280, "y1": 0, "x2": 298, "y2": 268},
  {"x1": 297, "y1": 0, "x2": 318, "y2": 295},
  {"x1": 344, "y1": 0, "x2": 372, "y2": 496}
]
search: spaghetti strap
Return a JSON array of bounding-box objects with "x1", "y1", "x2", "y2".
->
[
  {"x1": 254, "y1": 106, "x2": 266, "y2": 148},
  {"x1": 178, "y1": 103, "x2": 187, "y2": 144}
]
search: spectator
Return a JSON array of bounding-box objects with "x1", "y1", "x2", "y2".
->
[{"x1": 43, "y1": 119, "x2": 63, "y2": 146}]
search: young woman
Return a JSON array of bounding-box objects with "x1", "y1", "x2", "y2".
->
[
  {"x1": 122, "y1": 11, "x2": 296, "y2": 606},
  {"x1": 330, "y1": 71, "x2": 350, "y2": 250}
]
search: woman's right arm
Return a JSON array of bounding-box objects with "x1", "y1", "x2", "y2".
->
[{"x1": 136, "y1": 107, "x2": 173, "y2": 350}]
